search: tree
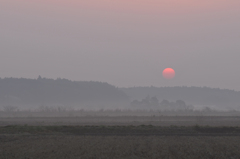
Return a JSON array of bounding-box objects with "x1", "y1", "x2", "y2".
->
[
  {"x1": 130, "y1": 100, "x2": 140, "y2": 107},
  {"x1": 150, "y1": 97, "x2": 159, "y2": 107},
  {"x1": 175, "y1": 100, "x2": 187, "y2": 109},
  {"x1": 160, "y1": 99, "x2": 170, "y2": 107},
  {"x1": 140, "y1": 96, "x2": 151, "y2": 107},
  {"x1": 37, "y1": 75, "x2": 42, "y2": 80},
  {"x1": 3, "y1": 105, "x2": 18, "y2": 112}
]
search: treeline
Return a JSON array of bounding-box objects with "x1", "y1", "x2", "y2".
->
[
  {"x1": 1, "y1": 106, "x2": 240, "y2": 118},
  {"x1": 122, "y1": 86, "x2": 240, "y2": 109},
  {"x1": 0, "y1": 77, "x2": 129, "y2": 108},
  {"x1": 131, "y1": 96, "x2": 193, "y2": 110},
  {"x1": 2, "y1": 77, "x2": 240, "y2": 110}
]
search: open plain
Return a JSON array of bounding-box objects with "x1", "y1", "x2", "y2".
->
[{"x1": 1, "y1": 116, "x2": 240, "y2": 159}]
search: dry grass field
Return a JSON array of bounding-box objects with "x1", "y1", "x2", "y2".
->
[
  {"x1": 1, "y1": 124, "x2": 240, "y2": 159},
  {"x1": 1, "y1": 116, "x2": 240, "y2": 126},
  {"x1": 1, "y1": 135, "x2": 240, "y2": 159}
]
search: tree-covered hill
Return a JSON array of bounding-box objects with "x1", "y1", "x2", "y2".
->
[
  {"x1": 1, "y1": 77, "x2": 240, "y2": 110},
  {"x1": 121, "y1": 86, "x2": 240, "y2": 110},
  {"x1": 0, "y1": 77, "x2": 129, "y2": 109}
]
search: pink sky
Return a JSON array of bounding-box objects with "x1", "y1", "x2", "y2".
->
[
  {"x1": 2, "y1": 0, "x2": 240, "y2": 14},
  {"x1": 1, "y1": 0, "x2": 240, "y2": 90}
]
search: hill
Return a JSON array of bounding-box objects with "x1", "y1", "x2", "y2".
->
[
  {"x1": 1, "y1": 77, "x2": 240, "y2": 111},
  {"x1": 121, "y1": 86, "x2": 240, "y2": 110},
  {"x1": 0, "y1": 77, "x2": 129, "y2": 109}
]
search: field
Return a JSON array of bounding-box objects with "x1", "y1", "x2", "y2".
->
[
  {"x1": 1, "y1": 116, "x2": 240, "y2": 159},
  {"x1": 1, "y1": 115, "x2": 240, "y2": 126}
]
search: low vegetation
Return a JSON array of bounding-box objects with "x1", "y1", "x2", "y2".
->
[
  {"x1": 1, "y1": 125, "x2": 240, "y2": 159},
  {"x1": 1, "y1": 125, "x2": 240, "y2": 136}
]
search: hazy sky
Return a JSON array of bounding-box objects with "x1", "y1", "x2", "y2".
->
[{"x1": 1, "y1": 0, "x2": 240, "y2": 90}]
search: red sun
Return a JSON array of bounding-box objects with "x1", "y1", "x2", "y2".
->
[{"x1": 162, "y1": 68, "x2": 175, "y2": 79}]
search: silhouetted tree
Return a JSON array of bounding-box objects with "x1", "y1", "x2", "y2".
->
[
  {"x1": 150, "y1": 97, "x2": 159, "y2": 107},
  {"x1": 175, "y1": 100, "x2": 187, "y2": 109},
  {"x1": 160, "y1": 99, "x2": 170, "y2": 108}
]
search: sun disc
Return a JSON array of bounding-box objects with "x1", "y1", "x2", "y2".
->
[{"x1": 162, "y1": 68, "x2": 175, "y2": 79}]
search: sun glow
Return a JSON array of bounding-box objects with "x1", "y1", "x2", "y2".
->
[
  {"x1": 162, "y1": 68, "x2": 175, "y2": 79},
  {"x1": 4, "y1": 0, "x2": 239, "y2": 15}
]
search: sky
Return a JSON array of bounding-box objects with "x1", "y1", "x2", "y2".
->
[{"x1": 1, "y1": 0, "x2": 240, "y2": 90}]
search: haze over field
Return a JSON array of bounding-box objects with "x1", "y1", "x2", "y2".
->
[
  {"x1": 1, "y1": 0, "x2": 240, "y2": 90},
  {"x1": 0, "y1": 77, "x2": 239, "y2": 112},
  {"x1": 2, "y1": 2, "x2": 240, "y2": 158}
]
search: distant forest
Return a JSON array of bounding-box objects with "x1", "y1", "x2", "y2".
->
[
  {"x1": 0, "y1": 77, "x2": 129, "y2": 109},
  {"x1": 121, "y1": 87, "x2": 240, "y2": 110},
  {"x1": 0, "y1": 77, "x2": 240, "y2": 111}
]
